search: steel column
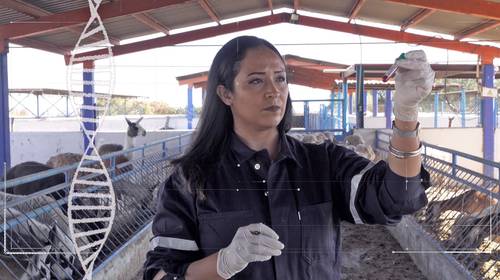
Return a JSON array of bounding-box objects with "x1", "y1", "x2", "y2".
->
[
  {"x1": 82, "y1": 61, "x2": 96, "y2": 153},
  {"x1": 337, "y1": 91, "x2": 342, "y2": 128},
  {"x1": 461, "y1": 88, "x2": 466, "y2": 127},
  {"x1": 372, "y1": 89, "x2": 378, "y2": 117},
  {"x1": 0, "y1": 45, "x2": 10, "y2": 175},
  {"x1": 434, "y1": 92, "x2": 439, "y2": 128},
  {"x1": 355, "y1": 65, "x2": 364, "y2": 128},
  {"x1": 187, "y1": 84, "x2": 193, "y2": 129},
  {"x1": 349, "y1": 92, "x2": 353, "y2": 115},
  {"x1": 304, "y1": 101, "x2": 309, "y2": 130},
  {"x1": 330, "y1": 91, "x2": 334, "y2": 129},
  {"x1": 342, "y1": 80, "x2": 348, "y2": 133},
  {"x1": 363, "y1": 91, "x2": 367, "y2": 114},
  {"x1": 385, "y1": 89, "x2": 392, "y2": 129},
  {"x1": 482, "y1": 63, "x2": 495, "y2": 177}
]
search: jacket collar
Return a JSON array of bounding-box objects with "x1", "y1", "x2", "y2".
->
[{"x1": 230, "y1": 131, "x2": 301, "y2": 168}]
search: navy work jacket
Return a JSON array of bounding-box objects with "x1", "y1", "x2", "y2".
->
[{"x1": 143, "y1": 133, "x2": 430, "y2": 280}]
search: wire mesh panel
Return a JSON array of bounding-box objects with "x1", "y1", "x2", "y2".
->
[
  {"x1": 1, "y1": 133, "x2": 191, "y2": 279},
  {"x1": 376, "y1": 130, "x2": 500, "y2": 280}
]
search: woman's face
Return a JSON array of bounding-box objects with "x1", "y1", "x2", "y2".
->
[{"x1": 219, "y1": 46, "x2": 288, "y2": 132}]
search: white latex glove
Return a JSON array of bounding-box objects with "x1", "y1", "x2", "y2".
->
[
  {"x1": 393, "y1": 50, "x2": 435, "y2": 122},
  {"x1": 216, "y1": 223, "x2": 284, "y2": 279}
]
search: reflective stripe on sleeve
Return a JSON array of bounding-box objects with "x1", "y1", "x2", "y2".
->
[
  {"x1": 150, "y1": 236, "x2": 199, "y2": 251},
  {"x1": 349, "y1": 162, "x2": 375, "y2": 224}
]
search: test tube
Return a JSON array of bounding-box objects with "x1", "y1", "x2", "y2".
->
[{"x1": 382, "y1": 53, "x2": 406, "y2": 82}]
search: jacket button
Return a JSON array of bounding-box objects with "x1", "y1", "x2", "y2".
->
[{"x1": 254, "y1": 163, "x2": 261, "y2": 170}]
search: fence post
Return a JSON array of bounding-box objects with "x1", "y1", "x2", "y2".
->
[
  {"x1": 452, "y1": 153, "x2": 457, "y2": 178},
  {"x1": 330, "y1": 91, "x2": 334, "y2": 129},
  {"x1": 178, "y1": 135, "x2": 182, "y2": 154},
  {"x1": 110, "y1": 156, "x2": 116, "y2": 178},
  {"x1": 434, "y1": 92, "x2": 439, "y2": 128},
  {"x1": 162, "y1": 141, "x2": 167, "y2": 159},
  {"x1": 304, "y1": 101, "x2": 309, "y2": 131},
  {"x1": 461, "y1": 88, "x2": 466, "y2": 127}
]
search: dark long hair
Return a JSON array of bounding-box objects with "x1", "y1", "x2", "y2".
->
[{"x1": 172, "y1": 36, "x2": 293, "y2": 197}]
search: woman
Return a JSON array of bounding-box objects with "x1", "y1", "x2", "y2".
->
[{"x1": 144, "y1": 36, "x2": 434, "y2": 280}]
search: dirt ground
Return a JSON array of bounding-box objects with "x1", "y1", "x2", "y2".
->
[
  {"x1": 133, "y1": 222, "x2": 426, "y2": 280},
  {"x1": 340, "y1": 222, "x2": 426, "y2": 280}
]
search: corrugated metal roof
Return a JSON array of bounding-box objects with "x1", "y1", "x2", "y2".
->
[
  {"x1": 417, "y1": 13, "x2": 484, "y2": 36},
  {"x1": 23, "y1": 0, "x2": 112, "y2": 14},
  {"x1": 300, "y1": 0, "x2": 356, "y2": 17},
  {"x1": 0, "y1": 7, "x2": 32, "y2": 25},
  {"x1": 105, "y1": 16, "x2": 158, "y2": 40},
  {"x1": 1, "y1": 0, "x2": 499, "y2": 57},
  {"x1": 148, "y1": 1, "x2": 212, "y2": 30},
  {"x1": 210, "y1": 0, "x2": 268, "y2": 20},
  {"x1": 356, "y1": 0, "x2": 421, "y2": 25},
  {"x1": 30, "y1": 30, "x2": 80, "y2": 50}
]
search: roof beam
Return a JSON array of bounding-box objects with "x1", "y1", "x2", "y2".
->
[
  {"x1": 11, "y1": 38, "x2": 69, "y2": 54},
  {"x1": 199, "y1": 0, "x2": 220, "y2": 25},
  {"x1": 0, "y1": 0, "x2": 120, "y2": 45},
  {"x1": 400, "y1": 8, "x2": 435, "y2": 31},
  {"x1": 133, "y1": 13, "x2": 170, "y2": 35},
  {"x1": 386, "y1": 0, "x2": 500, "y2": 21},
  {"x1": 297, "y1": 14, "x2": 500, "y2": 59},
  {"x1": 0, "y1": 0, "x2": 191, "y2": 40},
  {"x1": 70, "y1": 12, "x2": 500, "y2": 64},
  {"x1": 68, "y1": 13, "x2": 290, "y2": 64},
  {"x1": 267, "y1": 0, "x2": 273, "y2": 14},
  {"x1": 454, "y1": 20, "x2": 500, "y2": 40},
  {"x1": 347, "y1": 0, "x2": 365, "y2": 23},
  {"x1": 0, "y1": 0, "x2": 50, "y2": 17}
]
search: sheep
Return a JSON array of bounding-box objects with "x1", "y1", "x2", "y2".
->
[
  {"x1": 426, "y1": 185, "x2": 499, "y2": 222},
  {"x1": 5, "y1": 162, "x2": 66, "y2": 203},
  {"x1": 0, "y1": 192, "x2": 82, "y2": 279},
  {"x1": 344, "y1": 134, "x2": 365, "y2": 146}
]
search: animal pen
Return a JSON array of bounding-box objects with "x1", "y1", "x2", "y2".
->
[
  {"x1": 376, "y1": 130, "x2": 500, "y2": 280},
  {"x1": 1, "y1": 134, "x2": 191, "y2": 279},
  {"x1": 1, "y1": 1, "x2": 499, "y2": 279}
]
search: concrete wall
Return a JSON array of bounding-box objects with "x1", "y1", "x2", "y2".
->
[
  {"x1": 93, "y1": 223, "x2": 152, "y2": 280},
  {"x1": 348, "y1": 113, "x2": 483, "y2": 129},
  {"x1": 10, "y1": 130, "x2": 192, "y2": 166},
  {"x1": 386, "y1": 216, "x2": 472, "y2": 280},
  {"x1": 11, "y1": 115, "x2": 200, "y2": 132},
  {"x1": 420, "y1": 128, "x2": 484, "y2": 175},
  {"x1": 355, "y1": 127, "x2": 488, "y2": 176}
]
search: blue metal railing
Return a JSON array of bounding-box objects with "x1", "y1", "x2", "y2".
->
[
  {"x1": 376, "y1": 130, "x2": 500, "y2": 188},
  {"x1": 1, "y1": 132, "x2": 193, "y2": 279},
  {"x1": 292, "y1": 99, "x2": 346, "y2": 133},
  {"x1": 375, "y1": 129, "x2": 499, "y2": 280}
]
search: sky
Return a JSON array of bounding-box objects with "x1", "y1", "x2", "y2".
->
[{"x1": 7, "y1": 10, "x2": 500, "y2": 109}]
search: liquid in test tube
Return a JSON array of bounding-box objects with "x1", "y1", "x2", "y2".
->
[{"x1": 382, "y1": 53, "x2": 406, "y2": 82}]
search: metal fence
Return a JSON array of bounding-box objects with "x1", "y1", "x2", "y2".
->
[
  {"x1": 291, "y1": 98, "x2": 347, "y2": 135},
  {"x1": 1, "y1": 133, "x2": 192, "y2": 279},
  {"x1": 376, "y1": 130, "x2": 500, "y2": 280}
]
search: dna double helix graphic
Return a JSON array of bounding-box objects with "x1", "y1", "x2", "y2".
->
[{"x1": 66, "y1": 1, "x2": 115, "y2": 279}]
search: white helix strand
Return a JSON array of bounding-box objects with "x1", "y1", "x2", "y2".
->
[{"x1": 67, "y1": 1, "x2": 115, "y2": 279}]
